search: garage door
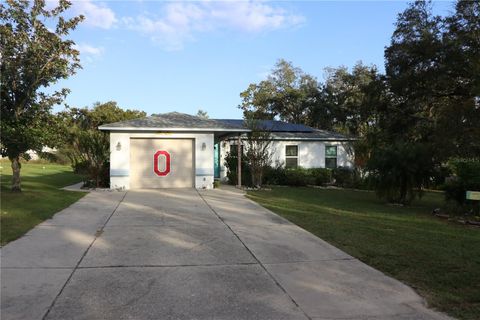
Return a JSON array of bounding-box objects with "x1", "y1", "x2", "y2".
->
[{"x1": 130, "y1": 138, "x2": 194, "y2": 188}]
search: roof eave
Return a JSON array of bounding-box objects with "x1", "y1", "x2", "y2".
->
[
  {"x1": 223, "y1": 135, "x2": 356, "y2": 141},
  {"x1": 98, "y1": 126, "x2": 251, "y2": 132}
]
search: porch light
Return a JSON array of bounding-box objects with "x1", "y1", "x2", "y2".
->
[
  {"x1": 201, "y1": 142, "x2": 206, "y2": 151},
  {"x1": 116, "y1": 142, "x2": 122, "y2": 151}
]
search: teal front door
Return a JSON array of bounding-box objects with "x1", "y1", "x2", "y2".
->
[{"x1": 214, "y1": 143, "x2": 220, "y2": 178}]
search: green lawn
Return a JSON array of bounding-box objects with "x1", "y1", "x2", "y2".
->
[
  {"x1": 1, "y1": 161, "x2": 86, "y2": 245},
  {"x1": 247, "y1": 187, "x2": 480, "y2": 320}
]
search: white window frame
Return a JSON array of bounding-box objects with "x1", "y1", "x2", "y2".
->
[
  {"x1": 285, "y1": 145, "x2": 298, "y2": 169},
  {"x1": 325, "y1": 145, "x2": 337, "y2": 169}
]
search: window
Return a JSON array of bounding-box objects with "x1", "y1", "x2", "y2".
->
[
  {"x1": 325, "y1": 146, "x2": 337, "y2": 169},
  {"x1": 285, "y1": 145, "x2": 298, "y2": 168}
]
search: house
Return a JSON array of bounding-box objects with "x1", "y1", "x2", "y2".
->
[{"x1": 99, "y1": 112, "x2": 354, "y2": 189}]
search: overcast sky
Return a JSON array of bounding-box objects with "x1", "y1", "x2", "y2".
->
[{"x1": 49, "y1": 0, "x2": 454, "y2": 118}]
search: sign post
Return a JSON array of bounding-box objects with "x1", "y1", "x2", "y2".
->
[
  {"x1": 466, "y1": 191, "x2": 480, "y2": 201},
  {"x1": 466, "y1": 191, "x2": 480, "y2": 216}
]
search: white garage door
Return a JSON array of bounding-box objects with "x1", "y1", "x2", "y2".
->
[{"x1": 130, "y1": 138, "x2": 194, "y2": 188}]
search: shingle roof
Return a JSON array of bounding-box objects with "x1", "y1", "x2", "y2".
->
[
  {"x1": 99, "y1": 112, "x2": 353, "y2": 140},
  {"x1": 214, "y1": 119, "x2": 314, "y2": 132},
  {"x1": 270, "y1": 130, "x2": 352, "y2": 141},
  {"x1": 99, "y1": 112, "x2": 249, "y2": 132}
]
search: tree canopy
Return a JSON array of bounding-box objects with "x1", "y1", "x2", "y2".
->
[
  {"x1": 239, "y1": 59, "x2": 319, "y2": 124},
  {"x1": 0, "y1": 0, "x2": 84, "y2": 191},
  {"x1": 57, "y1": 101, "x2": 146, "y2": 188},
  {"x1": 238, "y1": 0, "x2": 479, "y2": 204}
]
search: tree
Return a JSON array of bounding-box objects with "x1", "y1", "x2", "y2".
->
[
  {"x1": 196, "y1": 109, "x2": 209, "y2": 119},
  {"x1": 317, "y1": 63, "x2": 389, "y2": 174},
  {"x1": 0, "y1": 0, "x2": 84, "y2": 191},
  {"x1": 319, "y1": 63, "x2": 382, "y2": 135},
  {"x1": 244, "y1": 118, "x2": 273, "y2": 187},
  {"x1": 239, "y1": 59, "x2": 320, "y2": 124},
  {"x1": 367, "y1": 142, "x2": 434, "y2": 205},
  {"x1": 384, "y1": 0, "x2": 479, "y2": 161},
  {"x1": 366, "y1": 0, "x2": 480, "y2": 204},
  {"x1": 57, "y1": 102, "x2": 146, "y2": 187},
  {"x1": 363, "y1": 1, "x2": 443, "y2": 204},
  {"x1": 440, "y1": 0, "x2": 480, "y2": 158}
]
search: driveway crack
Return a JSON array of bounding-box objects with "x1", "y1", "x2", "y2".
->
[
  {"x1": 41, "y1": 191, "x2": 128, "y2": 320},
  {"x1": 197, "y1": 190, "x2": 313, "y2": 320}
]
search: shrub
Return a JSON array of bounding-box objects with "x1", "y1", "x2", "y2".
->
[
  {"x1": 444, "y1": 159, "x2": 480, "y2": 208},
  {"x1": 367, "y1": 142, "x2": 434, "y2": 205},
  {"x1": 284, "y1": 168, "x2": 313, "y2": 186},
  {"x1": 224, "y1": 151, "x2": 252, "y2": 186},
  {"x1": 332, "y1": 167, "x2": 356, "y2": 188},
  {"x1": 233, "y1": 164, "x2": 363, "y2": 188},
  {"x1": 263, "y1": 167, "x2": 315, "y2": 187},
  {"x1": 309, "y1": 168, "x2": 332, "y2": 186},
  {"x1": 57, "y1": 102, "x2": 146, "y2": 188},
  {"x1": 430, "y1": 164, "x2": 452, "y2": 190},
  {"x1": 263, "y1": 166, "x2": 287, "y2": 185}
]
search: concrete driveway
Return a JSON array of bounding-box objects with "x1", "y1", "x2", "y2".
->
[{"x1": 1, "y1": 188, "x2": 451, "y2": 320}]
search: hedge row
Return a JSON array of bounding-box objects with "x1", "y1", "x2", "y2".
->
[{"x1": 263, "y1": 166, "x2": 365, "y2": 188}]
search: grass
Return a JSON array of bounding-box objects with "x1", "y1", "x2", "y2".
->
[
  {"x1": 247, "y1": 187, "x2": 480, "y2": 320},
  {"x1": 1, "y1": 160, "x2": 86, "y2": 246}
]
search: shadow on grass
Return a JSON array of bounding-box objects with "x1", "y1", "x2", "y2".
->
[{"x1": 1, "y1": 164, "x2": 86, "y2": 246}]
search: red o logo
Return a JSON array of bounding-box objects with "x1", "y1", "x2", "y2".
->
[{"x1": 153, "y1": 150, "x2": 171, "y2": 176}]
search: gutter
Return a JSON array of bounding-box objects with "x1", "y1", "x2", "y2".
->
[{"x1": 98, "y1": 126, "x2": 251, "y2": 132}]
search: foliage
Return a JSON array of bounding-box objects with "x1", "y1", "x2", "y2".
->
[
  {"x1": 262, "y1": 165, "x2": 286, "y2": 185},
  {"x1": 367, "y1": 143, "x2": 434, "y2": 205},
  {"x1": 57, "y1": 101, "x2": 145, "y2": 187},
  {"x1": 332, "y1": 167, "x2": 357, "y2": 188},
  {"x1": 366, "y1": 0, "x2": 480, "y2": 204},
  {"x1": 224, "y1": 150, "x2": 252, "y2": 186},
  {"x1": 196, "y1": 109, "x2": 209, "y2": 119},
  {"x1": 239, "y1": 59, "x2": 319, "y2": 123},
  {"x1": 238, "y1": 1, "x2": 479, "y2": 205},
  {"x1": 283, "y1": 168, "x2": 314, "y2": 187},
  {"x1": 244, "y1": 119, "x2": 273, "y2": 187},
  {"x1": 320, "y1": 63, "x2": 385, "y2": 136},
  {"x1": 309, "y1": 168, "x2": 333, "y2": 186},
  {"x1": 0, "y1": 0, "x2": 84, "y2": 191},
  {"x1": 263, "y1": 167, "x2": 334, "y2": 187},
  {"x1": 444, "y1": 159, "x2": 480, "y2": 212},
  {"x1": 383, "y1": 0, "x2": 480, "y2": 162},
  {"x1": 238, "y1": 59, "x2": 385, "y2": 138}
]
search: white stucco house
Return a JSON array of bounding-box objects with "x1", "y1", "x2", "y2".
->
[{"x1": 99, "y1": 112, "x2": 354, "y2": 189}]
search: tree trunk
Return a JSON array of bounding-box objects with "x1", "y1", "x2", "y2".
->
[{"x1": 10, "y1": 156, "x2": 22, "y2": 192}]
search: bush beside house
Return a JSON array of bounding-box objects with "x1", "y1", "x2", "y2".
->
[
  {"x1": 443, "y1": 159, "x2": 480, "y2": 215},
  {"x1": 224, "y1": 151, "x2": 362, "y2": 188}
]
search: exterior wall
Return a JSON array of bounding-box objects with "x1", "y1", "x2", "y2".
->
[
  {"x1": 218, "y1": 139, "x2": 354, "y2": 182},
  {"x1": 110, "y1": 132, "x2": 214, "y2": 190},
  {"x1": 269, "y1": 140, "x2": 354, "y2": 168}
]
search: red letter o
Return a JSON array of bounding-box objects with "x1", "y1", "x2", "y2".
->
[{"x1": 153, "y1": 151, "x2": 171, "y2": 176}]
